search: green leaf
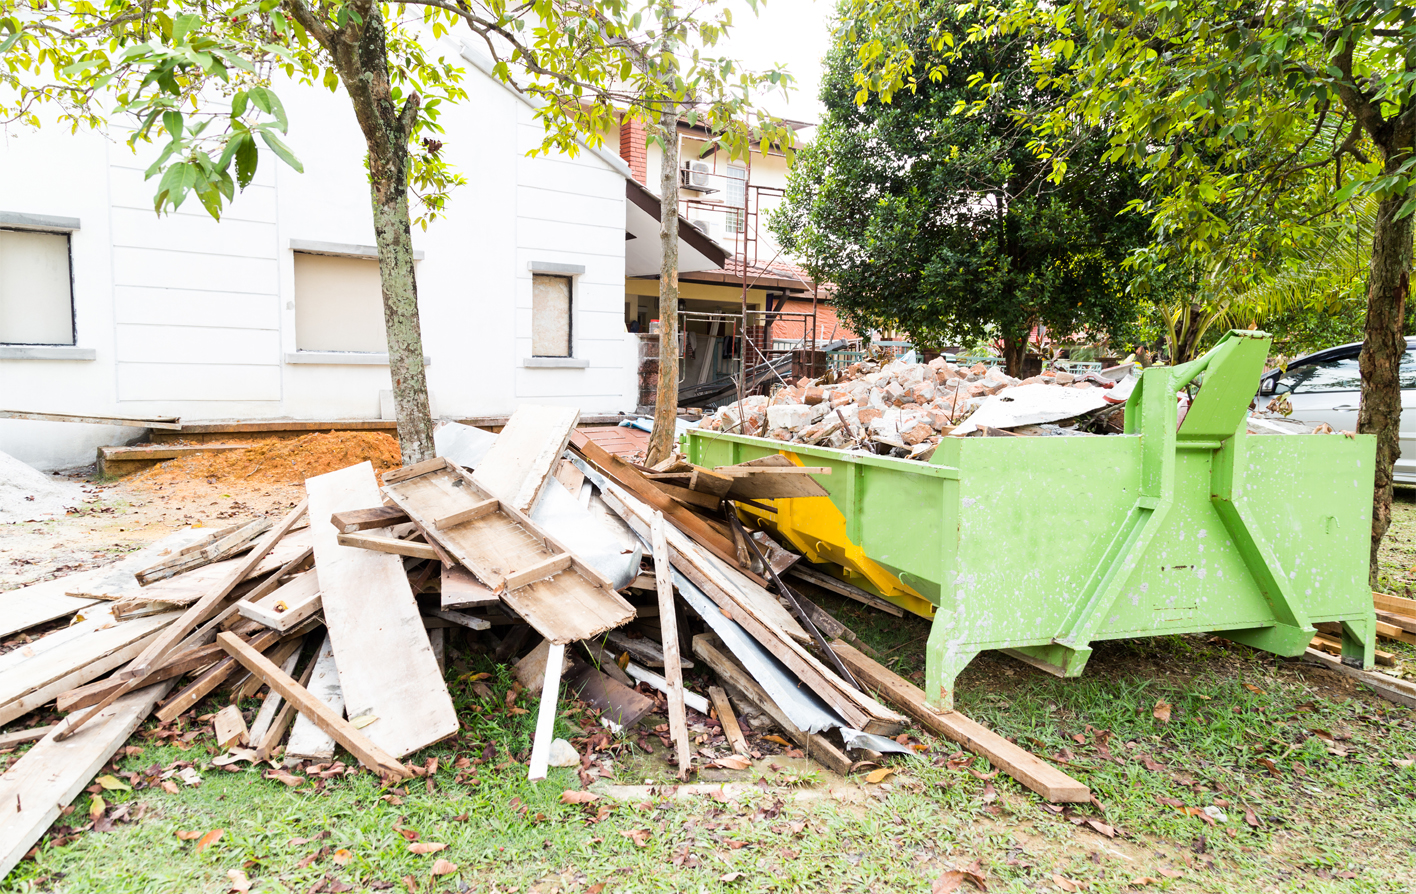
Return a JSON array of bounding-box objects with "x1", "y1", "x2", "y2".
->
[
  {"x1": 259, "y1": 130, "x2": 303, "y2": 173},
  {"x1": 171, "y1": 13, "x2": 202, "y2": 46},
  {"x1": 235, "y1": 135, "x2": 259, "y2": 188},
  {"x1": 163, "y1": 111, "x2": 183, "y2": 139}
]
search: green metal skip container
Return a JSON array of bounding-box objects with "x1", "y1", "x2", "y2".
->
[{"x1": 686, "y1": 331, "x2": 1378, "y2": 709}]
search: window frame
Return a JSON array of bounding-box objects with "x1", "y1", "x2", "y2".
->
[
  {"x1": 286, "y1": 240, "x2": 426, "y2": 365},
  {"x1": 525, "y1": 261, "x2": 586, "y2": 368},
  {"x1": 0, "y1": 212, "x2": 80, "y2": 348}
]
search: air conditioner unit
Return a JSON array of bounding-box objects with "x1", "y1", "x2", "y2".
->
[
  {"x1": 681, "y1": 160, "x2": 712, "y2": 189},
  {"x1": 688, "y1": 218, "x2": 716, "y2": 239}
]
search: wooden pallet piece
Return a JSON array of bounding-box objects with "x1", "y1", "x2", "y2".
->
[
  {"x1": 248, "y1": 640, "x2": 306, "y2": 746},
  {"x1": 381, "y1": 459, "x2": 634, "y2": 644},
  {"x1": 1376, "y1": 610, "x2": 1416, "y2": 633},
  {"x1": 441, "y1": 565, "x2": 498, "y2": 610},
  {"x1": 709, "y1": 685, "x2": 749, "y2": 755},
  {"x1": 600, "y1": 482, "x2": 903, "y2": 736},
  {"x1": 691, "y1": 634, "x2": 851, "y2": 775},
  {"x1": 831, "y1": 641, "x2": 1091, "y2": 803},
  {"x1": 652, "y1": 512, "x2": 692, "y2": 780},
  {"x1": 237, "y1": 570, "x2": 322, "y2": 632},
  {"x1": 216, "y1": 632, "x2": 409, "y2": 777},
  {"x1": 331, "y1": 505, "x2": 409, "y2": 533},
  {"x1": 56, "y1": 500, "x2": 310, "y2": 741},
  {"x1": 0, "y1": 678, "x2": 175, "y2": 880},
  {"x1": 335, "y1": 531, "x2": 439, "y2": 560},
  {"x1": 0, "y1": 610, "x2": 179, "y2": 727},
  {"x1": 475, "y1": 405, "x2": 580, "y2": 513},
  {"x1": 307, "y1": 462, "x2": 457, "y2": 759},
  {"x1": 135, "y1": 518, "x2": 273, "y2": 585},
  {"x1": 286, "y1": 634, "x2": 344, "y2": 762},
  {"x1": 214, "y1": 705, "x2": 249, "y2": 749},
  {"x1": 527, "y1": 642, "x2": 567, "y2": 782},
  {"x1": 716, "y1": 455, "x2": 831, "y2": 501}
]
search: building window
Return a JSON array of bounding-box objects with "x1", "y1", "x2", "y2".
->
[
  {"x1": 293, "y1": 251, "x2": 388, "y2": 353},
  {"x1": 532, "y1": 273, "x2": 572, "y2": 357},
  {"x1": 725, "y1": 165, "x2": 747, "y2": 234},
  {"x1": 0, "y1": 228, "x2": 74, "y2": 345}
]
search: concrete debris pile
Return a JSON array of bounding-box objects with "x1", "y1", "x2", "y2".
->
[
  {"x1": 0, "y1": 404, "x2": 1096, "y2": 880},
  {"x1": 697, "y1": 356, "x2": 1134, "y2": 458}
]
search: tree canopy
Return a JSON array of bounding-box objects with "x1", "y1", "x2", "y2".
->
[{"x1": 771, "y1": 2, "x2": 1149, "y2": 374}]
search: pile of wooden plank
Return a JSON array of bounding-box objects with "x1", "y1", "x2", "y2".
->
[{"x1": 0, "y1": 404, "x2": 1091, "y2": 881}]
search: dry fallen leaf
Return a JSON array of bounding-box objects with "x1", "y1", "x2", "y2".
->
[
  {"x1": 1243, "y1": 683, "x2": 1265, "y2": 695},
  {"x1": 88, "y1": 794, "x2": 105, "y2": 822},
  {"x1": 865, "y1": 767, "x2": 895, "y2": 784},
  {"x1": 619, "y1": 828, "x2": 651, "y2": 847},
  {"x1": 430, "y1": 859, "x2": 458, "y2": 877},
  {"x1": 350, "y1": 714, "x2": 379, "y2": 729},
  {"x1": 176, "y1": 830, "x2": 203, "y2": 841},
  {"x1": 1152, "y1": 701, "x2": 1171, "y2": 723},
  {"x1": 408, "y1": 842, "x2": 447, "y2": 855},
  {"x1": 332, "y1": 848, "x2": 353, "y2": 866},
  {"x1": 1052, "y1": 876, "x2": 1081, "y2": 892},
  {"x1": 227, "y1": 869, "x2": 252, "y2": 893},
  {"x1": 161, "y1": 780, "x2": 180, "y2": 795},
  {"x1": 719, "y1": 872, "x2": 744, "y2": 882},
  {"x1": 712, "y1": 755, "x2": 751, "y2": 770},
  {"x1": 1158, "y1": 868, "x2": 1182, "y2": 879},
  {"x1": 1085, "y1": 819, "x2": 1116, "y2": 838},
  {"x1": 762, "y1": 735, "x2": 792, "y2": 747},
  {"x1": 933, "y1": 867, "x2": 988, "y2": 892},
  {"x1": 1129, "y1": 877, "x2": 1159, "y2": 887},
  {"x1": 94, "y1": 775, "x2": 130, "y2": 792},
  {"x1": 195, "y1": 828, "x2": 224, "y2": 853},
  {"x1": 560, "y1": 790, "x2": 601, "y2": 805}
]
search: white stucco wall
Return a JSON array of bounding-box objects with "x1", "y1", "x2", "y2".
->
[{"x1": 0, "y1": 41, "x2": 636, "y2": 469}]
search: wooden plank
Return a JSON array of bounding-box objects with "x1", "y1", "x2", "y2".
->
[
  {"x1": 652, "y1": 511, "x2": 691, "y2": 781},
  {"x1": 832, "y1": 641, "x2": 1091, "y2": 803},
  {"x1": 0, "y1": 408, "x2": 180, "y2": 429},
  {"x1": 423, "y1": 609, "x2": 490, "y2": 631},
  {"x1": 382, "y1": 463, "x2": 634, "y2": 644},
  {"x1": 307, "y1": 462, "x2": 457, "y2": 760},
  {"x1": 285, "y1": 634, "x2": 343, "y2": 763},
  {"x1": 1374, "y1": 591, "x2": 1416, "y2": 617},
  {"x1": 336, "y1": 532, "x2": 439, "y2": 560},
  {"x1": 440, "y1": 566, "x2": 498, "y2": 610},
  {"x1": 715, "y1": 455, "x2": 831, "y2": 500},
  {"x1": 652, "y1": 480, "x2": 723, "y2": 510},
  {"x1": 237, "y1": 636, "x2": 304, "y2": 701},
  {"x1": 1310, "y1": 633, "x2": 1395, "y2": 665},
  {"x1": 0, "y1": 679, "x2": 175, "y2": 880},
  {"x1": 503, "y1": 554, "x2": 574, "y2": 591},
  {"x1": 567, "y1": 664, "x2": 654, "y2": 730},
  {"x1": 688, "y1": 467, "x2": 734, "y2": 497},
  {"x1": 0, "y1": 610, "x2": 178, "y2": 727},
  {"x1": 578, "y1": 639, "x2": 635, "y2": 688},
  {"x1": 786, "y1": 564, "x2": 904, "y2": 616},
  {"x1": 57, "y1": 500, "x2": 310, "y2": 741},
  {"x1": 248, "y1": 640, "x2": 305, "y2": 747},
  {"x1": 237, "y1": 570, "x2": 322, "y2": 632},
  {"x1": 514, "y1": 639, "x2": 557, "y2": 694},
  {"x1": 56, "y1": 641, "x2": 227, "y2": 712},
  {"x1": 475, "y1": 404, "x2": 581, "y2": 513},
  {"x1": 429, "y1": 627, "x2": 446, "y2": 675},
  {"x1": 1302, "y1": 647, "x2": 1416, "y2": 709},
  {"x1": 709, "y1": 685, "x2": 749, "y2": 755},
  {"x1": 553, "y1": 459, "x2": 585, "y2": 497},
  {"x1": 625, "y1": 662, "x2": 710, "y2": 714},
  {"x1": 434, "y1": 498, "x2": 499, "y2": 529},
  {"x1": 135, "y1": 518, "x2": 272, "y2": 585},
  {"x1": 691, "y1": 634, "x2": 850, "y2": 775},
  {"x1": 0, "y1": 725, "x2": 54, "y2": 749},
  {"x1": 1376, "y1": 610, "x2": 1416, "y2": 633},
  {"x1": 381, "y1": 456, "x2": 450, "y2": 485},
  {"x1": 155, "y1": 628, "x2": 283, "y2": 723},
  {"x1": 213, "y1": 705, "x2": 249, "y2": 749},
  {"x1": 714, "y1": 466, "x2": 833, "y2": 477},
  {"x1": 216, "y1": 632, "x2": 408, "y2": 777},
  {"x1": 527, "y1": 642, "x2": 566, "y2": 782}
]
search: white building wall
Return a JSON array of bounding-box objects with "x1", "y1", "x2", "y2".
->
[{"x1": 0, "y1": 43, "x2": 636, "y2": 469}]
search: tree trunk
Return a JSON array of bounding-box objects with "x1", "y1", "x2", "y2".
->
[
  {"x1": 1001, "y1": 334, "x2": 1027, "y2": 378},
  {"x1": 297, "y1": 1, "x2": 435, "y2": 465},
  {"x1": 645, "y1": 104, "x2": 681, "y2": 466},
  {"x1": 1359, "y1": 188, "x2": 1413, "y2": 583}
]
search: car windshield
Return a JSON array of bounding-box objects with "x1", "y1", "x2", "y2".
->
[{"x1": 1273, "y1": 348, "x2": 1416, "y2": 393}]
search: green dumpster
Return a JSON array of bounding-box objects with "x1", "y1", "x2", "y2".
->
[{"x1": 686, "y1": 331, "x2": 1377, "y2": 709}]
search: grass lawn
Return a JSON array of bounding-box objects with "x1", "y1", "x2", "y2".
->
[{"x1": 7, "y1": 512, "x2": 1416, "y2": 891}]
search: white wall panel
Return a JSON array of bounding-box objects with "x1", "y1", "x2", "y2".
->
[
  {"x1": 113, "y1": 286, "x2": 279, "y2": 330},
  {"x1": 117, "y1": 362, "x2": 281, "y2": 401},
  {"x1": 112, "y1": 246, "x2": 279, "y2": 293},
  {"x1": 109, "y1": 207, "x2": 277, "y2": 258},
  {"x1": 115, "y1": 324, "x2": 280, "y2": 366}
]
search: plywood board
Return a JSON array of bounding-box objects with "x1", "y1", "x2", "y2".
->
[
  {"x1": 381, "y1": 460, "x2": 633, "y2": 644},
  {"x1": 474, "y1": 405, "x2": 580, "y2": 513},
  {"x1": 719, "y1": 455, "x2": 830, "y2": 500},
  {"x1": 306, "y1": 462, "x2": 457, "y2": 759},
  {"x1": 237, "y1": 569, "x2": 322, "y2": 631},
  {"x1": 441, "y1": 565, "x2": 498, "y2": 609}
]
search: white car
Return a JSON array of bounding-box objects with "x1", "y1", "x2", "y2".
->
[{"x1": 1257, "y1": 339, "x2": 1416, "y2": 483}]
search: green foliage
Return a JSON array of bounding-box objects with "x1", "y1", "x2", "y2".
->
[{"x1": 770, "y1": 2, "x2": 1147, "y2": 362}]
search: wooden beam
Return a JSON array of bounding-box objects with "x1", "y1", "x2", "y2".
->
[
  {"x1": 527, "y1": 642, "x2": 566, "y2": 782},
  {"x1": 381, "y1": 456, "x2": 449, "y2": 485},
  {"x1": 56, "y1": 500, "x2": 309, "y2": 741},
  {"x1": 691, "y1": 634, "x2": 850, "y2": 775},
  {"x1": 1374, "y1": 591, "x2": 1416, "y2": 617},
  {"x1": 217, "y1": 632, "x2": 408, "y2": 777},
  {"x1": 712, "y1": 466, "x2": 832, "y2": 476},
  {"x1": 1302, "y1": 647, "x2": 1416, "y2": 709},
  {"x1": 155, "y1": 628, "x2": 283, "y2": 723},
  {"x1": 708, "y1": 686, "x2": 748, "y2": 755},
  {"x1": 1310, "y1": 632, "x2": 1395, "y2": 665},
  {"x1": 56, "y1": 641, "x2": 227, "y2": 712},
  {"x1": 423, "y1": 609, "x2": 491, "y2": 631},
  {"x1": 0, "y1": 725, "x2": 55, "y2": 749},
  {"x1": 330, "y1": 506, "x2": 409, "y2": 534},
  {"x1": 286, "y1": 634, "x2": 343, "y2": 762},
  {"x1": 831, "y1": 641, "x2": 1091, "y2": 803},
  {"x1": 335, "y1": 532, "x2": 439, "y2": 560},
  {"x1": 501, "y1": 553, "x2": 574, "y2": 591},
  {"x1": 247, "y1": 640, "x2": 305, "y2": 747},
  {"x1": 255, "y1": 652, "x2": 317, "y2": 761},
  {"x1": 652, "y1": 481, "x2": 722, "y2": 511},
  {"x1": 0, "y1": 409, "x2": 180, "y2": 429},
  {"x1": 786, "y1": 564, "x2": 904, "y2": 617},
  {"x1": 1376, "y1": 610, "x2": 1416, "y2": 634}
]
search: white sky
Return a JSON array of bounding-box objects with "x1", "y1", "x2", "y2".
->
[{"x1": 721, "y1": 0, "x2": 834, "y2": 123}]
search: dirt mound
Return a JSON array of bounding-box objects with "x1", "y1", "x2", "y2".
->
[
  {"x1": 0, "y1": 450, "x2": 88, "y2": 522},
  {"x1": 130, "y1": 431, "x2": 403, "y2": 487}
]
